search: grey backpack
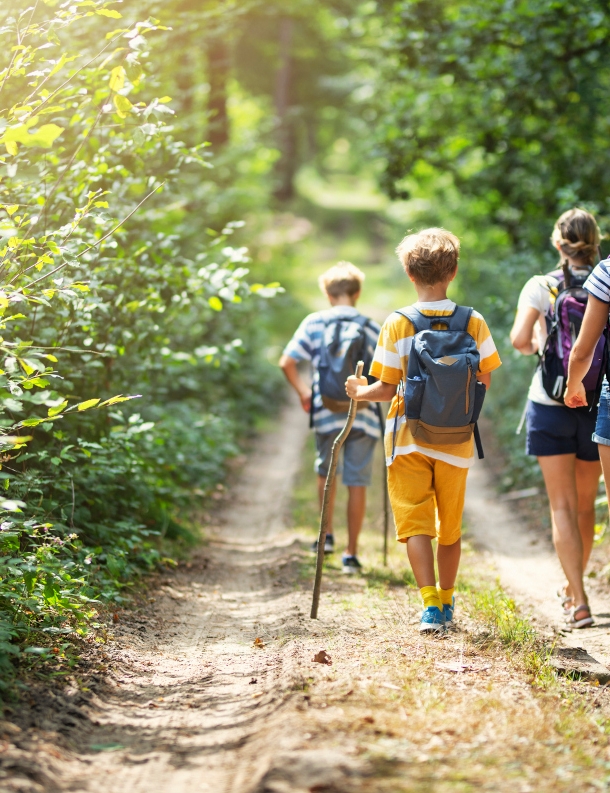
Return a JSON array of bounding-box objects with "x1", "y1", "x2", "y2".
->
[{"x1": 392, "y1": 306, "x2": 486, "y2": 460}]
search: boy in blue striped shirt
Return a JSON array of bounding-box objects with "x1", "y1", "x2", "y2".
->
[{"x1": 279, "y1": 262, "x2": 381, "y2": 573}]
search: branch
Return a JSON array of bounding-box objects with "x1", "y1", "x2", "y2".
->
[{"x1": 23, "y1": 183, "x2": 165, "y2": 288}]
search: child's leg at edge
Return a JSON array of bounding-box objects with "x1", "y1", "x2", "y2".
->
[
  {"x1": 388, "y1": 453, "x2": 441, "y2": 609},
  {"x1": 346, "y1": 486, "x2": 365, "y2": 556},
  {"x1": 435, "y1": 460, "x2": 469, "y2": 606},
  {"x1": 406, "y1": 535, "x2": 441, "y2": 609}
]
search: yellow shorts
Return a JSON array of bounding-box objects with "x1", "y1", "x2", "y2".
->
[{"x1": 387, "y1": 453, "x2": 468, "y2": 545}]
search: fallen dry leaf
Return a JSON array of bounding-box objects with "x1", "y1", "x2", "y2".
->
[
  {"x1": 313, "y1": 650, "x2": 332, "y2": 665},
  {"x1": 253, "y1": 637, "x2": 265, "y2": 648}
]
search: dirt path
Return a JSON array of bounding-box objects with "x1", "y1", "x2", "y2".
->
[
  {"x1": 5, "y1": 400, "x2": 610, "y2": 792},
  {"x1": 56, "y1": 396, "x2": 313, "y2": 792},
  {"x1": 464, "y1": 457, "x2": 610, "y2": 668}
]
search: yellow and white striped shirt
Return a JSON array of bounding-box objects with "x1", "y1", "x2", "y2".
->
[{"x1": 370, "y1": 299, "x2": 502, "y2": 468}]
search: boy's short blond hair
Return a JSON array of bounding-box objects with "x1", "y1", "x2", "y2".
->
[
  {"x1": 318, "y1": 261, "x2": 365, "y2": 298},
  {"x1": 396, "y1": 228, "x2": 460, "y2": 286}
]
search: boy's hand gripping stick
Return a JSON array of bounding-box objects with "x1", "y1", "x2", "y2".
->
[{"x1": 310, "y1": 360, "x2": 364, "y2": 619}]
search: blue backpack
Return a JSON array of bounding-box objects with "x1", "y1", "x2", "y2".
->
[
  {"x1": 392, "y1": 306, "x2": 486, "y2": 460},
  {"x1": 316, "y1": 311, "x2": 375, "y2": 413}
]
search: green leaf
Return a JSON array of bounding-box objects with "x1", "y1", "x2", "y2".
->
[
  {"x1": 208, "y1": 296, "x2": 223, "y2": 312},
  {"x1": 0, "y1": 435, "x2": 32, "y2": 447},
  {"x1": 76, "y1": 398, "x2": 101, "y2": 411},
  {"x1": 109, "y1": 65, "x2": 125, "y2": 92},
  {"x1": 0, "y1": 499, "x2": 25, "y2": 512},
  {"x1": 2, "y1": 124, "x2": 64, "y2": 149},
  {"x1": 18, "y1": 359, "x2": 35, "y2": 376},
  {"x1": 48, "y1": 400, "x2": 68, "y2": 417},
  {"x1": 98, "y1": 394, "x2": 141, "y2": 407},
  {"x1": 113, "y1": 94, "x2": 133, "y2": 119},
  {"x1": 20, "y1": 418, "x2": 46, "y2": 427},
  {"x1": 23, "y1": 571, "x2": 36, "y2": 594},
  {"x1": 97, "y1": 8, "x2": 122, "y2": 18}
]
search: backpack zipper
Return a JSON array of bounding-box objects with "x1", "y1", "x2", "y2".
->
[{"x1": 465, "y1": 365, "x2": 472, "y2": 414}]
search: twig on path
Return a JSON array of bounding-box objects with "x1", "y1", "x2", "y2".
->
[{"x1": 310, "y1": 360, "x2": 364, "y2": 619}]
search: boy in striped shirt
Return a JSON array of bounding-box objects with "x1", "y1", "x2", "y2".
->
[
  {"x1": 280, "y1": 262, "x2": 381, "y2": 574},
  {"x1": 346, "y1": 229, "x2": 501, "y2": 631}
]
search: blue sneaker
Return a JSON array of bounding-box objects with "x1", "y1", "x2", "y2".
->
[
  {"x1": 419, "y1": 606, "x2": 445, "y2": 633},
  {"x1": 442, "y1": 597, "x2": 455, "y2": 627}
]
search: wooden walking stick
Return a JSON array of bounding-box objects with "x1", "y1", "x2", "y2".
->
[
  {"x1": 310, "y1": 360, "x2": 364, "y2": 619},
  {"x1": 382, "y1": 452, "x2": 390, "y2": 566},
  {"x1": 377, "y1": 402, "x2": 390, "y2": 566}
]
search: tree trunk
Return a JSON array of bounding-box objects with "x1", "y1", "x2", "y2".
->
[
  {"x1": 273, "y1": 17, "x2": 296, "y2": 202},
  {"x1": 207, "y1": 36, "x2": 230, "y2": 148}
]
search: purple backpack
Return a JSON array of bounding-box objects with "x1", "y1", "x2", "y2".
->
[{"x1": 540, "y1": 267, "x2": 607, "y2": 403}]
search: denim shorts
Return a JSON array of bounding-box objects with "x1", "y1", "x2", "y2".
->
[
  {"x1": 314, "y1": 429, "x2": 377, "y2": 487},
  {"x1": 593, "y1": 380, "x2": 610, "y2": 447},
  {"x1": 526, "y1": 400, "x2": 599, "y2": 461}
]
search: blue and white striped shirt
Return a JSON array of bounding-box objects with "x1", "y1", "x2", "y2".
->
[
  {"x1": 585, "y1": 258, "x2": 610, "y2": 304},
  {"x1": 283, "y1": 306, "x2": 382, "y2": 438}
]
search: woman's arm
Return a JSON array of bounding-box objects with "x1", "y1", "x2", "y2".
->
[
  {"x1": 564, "y1": 294, "x2": 609, "y2": 407},
  {"x1": 510, "y1": 306, "x2": 541, "y2": 355},
  {"x1": 346, "y1": 376, "x2": 397, "y2": 402}
]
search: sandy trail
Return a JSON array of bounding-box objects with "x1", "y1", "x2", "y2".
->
[
  {"x1": 464, "y1": 456, "x2": 610, "y2": 667},
  {"x1": 6, "y1": 400, "x2": 610, "y2": 792},
  {"x1": 35, "y1": 396, "x2": 314, "y2": 793}
]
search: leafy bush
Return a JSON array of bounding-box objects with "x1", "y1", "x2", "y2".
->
[{"x1": 0, "y1": 1, "x2": 282, "y2": 681}]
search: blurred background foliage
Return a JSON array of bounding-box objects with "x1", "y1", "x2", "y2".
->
[{"x1": 1, "y1": 0, "x2": 610, "y2": 679}]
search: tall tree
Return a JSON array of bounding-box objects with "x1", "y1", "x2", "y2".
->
[
  {"x1": 273, "y1": 17, "x2": 296, "y2": 200},
  {"x1": 375, "y1": 0, "x2": 610, "y2": 247},
  {"x1": 207, "y1": 34, "x2": 231, "y2": 148}
]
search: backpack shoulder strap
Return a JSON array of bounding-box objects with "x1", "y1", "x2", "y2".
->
[
  {"x1": 394, "y1": 307, "x2": 430, "y2": 333},
  {"x1": 352, "y1": 313, "x2": 369, "y2": 328},
  {"x1": 545, "y1": 270, "x2": 564, "y2": 295},
  {"x1": 449, "y1": 305, "x2": 474, "y2": 333}
]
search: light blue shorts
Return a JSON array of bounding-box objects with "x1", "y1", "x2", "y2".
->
[
  {"x1": 314, "y1": 429, "x2": 377, "y2": 487},
  {"x1": 594, "y1": 380, "x2": 610, "y2": 447}
]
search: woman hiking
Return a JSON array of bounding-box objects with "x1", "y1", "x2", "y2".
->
[
  {"x1": 510, "y1": 208, "x2": 603, "y2": 629},
  {"x1": 565, "y1": 240, "x2": 610, "y2": 603}
]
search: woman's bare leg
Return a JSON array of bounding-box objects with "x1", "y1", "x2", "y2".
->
[
  {"x1": 537, "y1": 454, "x2": 588, "y2": 607},
  {"x1": 575, "y1": 458, "x2": 601, "y2": 574}
]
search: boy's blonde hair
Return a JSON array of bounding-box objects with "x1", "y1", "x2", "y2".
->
[
  {"x1": 551, "y1": 208, "x2": 600, "y2": 267},
  {"x1": 318, "y1": 261, "x2": 365, "y2": 298},
  {"x1": 396, "y1": 228, "x2": 460, "y2": 286}
]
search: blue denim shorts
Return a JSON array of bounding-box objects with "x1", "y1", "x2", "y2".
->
[
  {"x1": 314, "y1": 429, "x2": 377, "y2": 487},
  {"x1": 594, "y1": 380, "x2": 610, "y2": 447},
  {"x1": 526, "y1": 400, "x2": 599, "y2": 461}
]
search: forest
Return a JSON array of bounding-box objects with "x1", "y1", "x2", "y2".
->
[{"x1": 1, "y1": 0, "x2": 610, "y2": 685}]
